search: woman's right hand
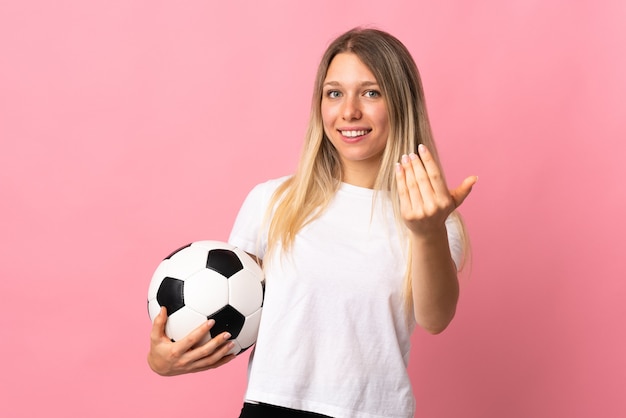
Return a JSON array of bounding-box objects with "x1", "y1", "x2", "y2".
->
[{"x1": 147, "y1": 307, "x2": 236, "y2": 376}]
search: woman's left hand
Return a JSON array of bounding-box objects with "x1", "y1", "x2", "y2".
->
[{"x1": 395, "y1": 144, "x2": 477, "y2": 237}]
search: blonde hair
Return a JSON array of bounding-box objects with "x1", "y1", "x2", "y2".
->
[{"x1": 265, "y1": 27, "x2": 469, "y2": 312}]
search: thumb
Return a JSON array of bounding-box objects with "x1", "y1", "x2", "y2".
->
[
  {"x1": 450, "y1": 175, "x2": 478, "y2": 208},
  {"x1": 151, "y1": 306, "x2": 169, "y2": 341}
]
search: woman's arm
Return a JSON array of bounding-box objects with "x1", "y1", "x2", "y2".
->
[
  {"x1": 408, "y1": 227, "x2": 459, "y2": 334},
  {"x1": 395, "y1": 144, "x2": 477, "y2": 334}
]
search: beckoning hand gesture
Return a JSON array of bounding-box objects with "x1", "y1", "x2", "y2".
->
[{"x1": 395, "y1": 144, "x2": 477, "y2": 236}]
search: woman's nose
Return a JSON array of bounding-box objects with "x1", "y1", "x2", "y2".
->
[{"x1": 342, "y1": 97, "x2": 362, "y2": 121}]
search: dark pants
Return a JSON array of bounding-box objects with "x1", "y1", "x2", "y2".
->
[{"x1": 238, "y1": 402, "x2": 333, "y2": 418}]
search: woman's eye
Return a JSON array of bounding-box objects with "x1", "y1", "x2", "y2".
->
[
  {"x1": 364, "y1": 90, "x2": 381, "y2": 98},
  {"x1": 326, "y1": 90, "x2": 341, "y2": 98}
]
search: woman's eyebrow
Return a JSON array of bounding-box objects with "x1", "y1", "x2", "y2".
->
[{"x1": 322, "y1": 80, "x2": 379, "y2": 87}]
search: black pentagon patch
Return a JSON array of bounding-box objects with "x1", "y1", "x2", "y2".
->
[
  {"x1": 208, "y1": 305, "x2": 245, "y2": 339},
  {"x1": 156, "y1": 277, "x2": 185, "y2": 315},
  {"x1": 164, "y1": 243, "x2": 192, "y2": 260},
  {"x1": 206, "y1": 249, "x2": 243, "y2": 278}
]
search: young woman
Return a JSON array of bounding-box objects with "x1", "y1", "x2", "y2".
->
[{"x1": 148, "y1": 27, "x2": 477, "y2": 418}]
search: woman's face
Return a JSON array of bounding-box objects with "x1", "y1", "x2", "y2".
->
[{"x1": 321, "y1": 53, "x2": 389, "y2": 184}]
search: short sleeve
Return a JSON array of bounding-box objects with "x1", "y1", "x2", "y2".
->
[
  {"x1": 445, "y1": 214, "x2": 465, "y2": 271},
  {"x1": 228, "y1": 177, "x2": 289, "y2": 260}
]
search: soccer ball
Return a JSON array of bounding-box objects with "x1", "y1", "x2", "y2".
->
[{"x1": 147, "y1": 240, "x2": 264, "y2": 355}]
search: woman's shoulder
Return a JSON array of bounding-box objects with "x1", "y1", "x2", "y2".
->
[
  {"x1": 249, "y1": 175, "x2": 292, "y2": 194},
  {"x1": 243, "y1": 175, "x2": 293, "y2": 203},
  {"x1": 261, "y1": 175, "x2": 292, "y2": 188}
]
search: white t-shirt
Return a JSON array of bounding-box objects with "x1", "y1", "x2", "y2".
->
[{"x1": 229, "y1": 177, "x2": 462, "y2": 418}]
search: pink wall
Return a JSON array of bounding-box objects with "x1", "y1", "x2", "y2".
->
[{"x1": 1, "y1": 1, "x2": 624, "y2": 416}]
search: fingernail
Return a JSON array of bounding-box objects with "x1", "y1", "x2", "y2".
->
[
  {"x1": 401, "y1": 154, "x2": 409, "y2": 163},
  {"x1": 395, "y1": 162, "x2": 402, "y2": 172},
  {"x1": 409, "y1": 153, "x2": 418, "y2": 160},
  {"x1": 418, "y1": 144, "x2": 426, "y2": 153},
  {"x1": 207, "y1": 319, "x2": 215, "y2": 326},
  {"x1": 223, "y1": 332, "x2": 232, "y2": 340}
]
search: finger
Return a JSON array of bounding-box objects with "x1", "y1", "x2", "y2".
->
[
  {"x1": 210, "y1": 335, "x2": 237, "y2": 359},
  {"x1": 194, "y1": 329, "x2": 232, "y2": 357},
  {"x1": 408, "y1": 152, "x2": 438, "y2": 210},
  {"x1": 450, "y1": 176, "x2": 478, "y2": 208},
  {"x1": 212, "y1": 353, "x2": 237, "y2": 368},
  {"x1": 417, "y1": 144, "x2": 448, "y2": 198},
  {"x1": 193, "y1": 334, "x2": 237, "y2": 369},
  {"x1": 194, "y1": 352, "x2": 237, "y2": 372},
  {"x1": 409, "y1": 151, "x2": 435, "y2": 198},
  {"x1": 150, "y1": 306, "x2": 168, "y2": 343},
  {"x1": 395, "y1": 162, "x2": 411, "y2": 211},
  {"x1": 401, "y1": 154, "x2": 425, "y2": 210},
  {"x1": 176, "y1": 318, "x2": 216, "y2": 354}
]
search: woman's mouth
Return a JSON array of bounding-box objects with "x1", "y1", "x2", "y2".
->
[{"x1": 339, "y1": 129, "x2": 371, "y2": 138}]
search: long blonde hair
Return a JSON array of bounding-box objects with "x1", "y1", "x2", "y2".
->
[{"x1": 265, "y1": 27, "x2": 469, "y2": 310}]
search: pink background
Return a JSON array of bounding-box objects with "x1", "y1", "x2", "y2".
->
[{"x1": 1, "y1": 1, "x2": 624, "y2": 417}]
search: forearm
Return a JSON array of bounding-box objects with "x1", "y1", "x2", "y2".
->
[{"x1": 410, "y1": 227, "x2": 459, "y2": 334}]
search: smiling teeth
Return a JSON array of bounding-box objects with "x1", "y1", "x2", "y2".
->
[{"x1": 341, "y1": 130, "x2": 369, "y2": 137}]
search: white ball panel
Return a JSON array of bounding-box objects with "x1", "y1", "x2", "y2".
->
[
  {"x1": 236, "y1": 308, "x2": 262, "y2": 350},
  {"x1": 184, "y1": 269, "x2": 229, "y2": 316},
  {"x1": 147, "y1": 260, "x2": 171, "y2": 301},
  {"x1": 147, "y1": 299, "x2": 162, "y2": 322},
  {"x1": 167, "y1": 246, "x2": 211, "y2": 279},
  {"x1": 165, "y1": 307, "x2": 211, "y2": 345},
  {"x1": 229, "y1": 270, "x2": 263, "y2": 316}
]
